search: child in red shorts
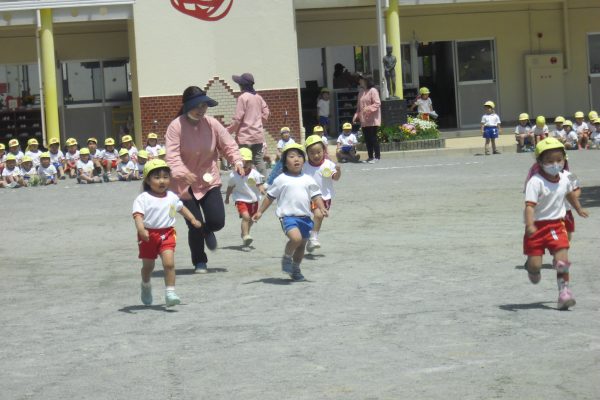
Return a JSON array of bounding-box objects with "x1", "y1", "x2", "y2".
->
[
  {"x1": 132, "y1": 159, "x2": 202, "y2": 307},
  {"x1": 101, "y1": 137, "x2": 119, "y2": 182},
  {"x1": 523, "y1": 138, "x2": 588, "y2": 310},
  {"x1": 225, "y1": 148, "x2": 265, "y2": 247}
]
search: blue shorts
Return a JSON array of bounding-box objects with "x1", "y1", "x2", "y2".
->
[
  {"x1": 52, "y1": 162, "x2": 61, "y2": 169},
  {"x1": 280, "y1": 216, "x2": 313, "y2": 239},
  {"x1": 341, "y1": 145, "x2": 353, "y2": 152},
  {"x1": 319, "y1": 116, "x2": 330, "y2": 127},
  {"x1": 483, "y1": 126, "x2": 499, "y2": 139}
]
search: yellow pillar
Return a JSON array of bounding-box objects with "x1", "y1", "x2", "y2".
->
[
  {"x1": 386, "y1": 0, "x2": 403, "y2": 99},
  {"x1": 40, "y1": 9, "x2": 60, "y2": 143}
]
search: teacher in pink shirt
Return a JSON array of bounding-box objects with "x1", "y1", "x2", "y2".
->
[
  {"x1": 227, "y1": 72, "x2": 270, "y2": 175},
  {"x1": 166, "y1": 86, "x2": 244, "y2": 273},
  {"x1": 353, "y1": 73, "x2": 381, "y2": 163}
]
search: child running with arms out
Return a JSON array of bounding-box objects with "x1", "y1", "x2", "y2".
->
[
  {"x1": 225, "y1": 148, "x2": 266, "y2": 246},
  {"x1": 523, "y1": 138, "x2": 588, "y2": 310},
  {"x1": 253, "y1": 143, "x2": 328, "y2": 281},
  {"x1": 303, "y1": 135, "x2": 340, "y2": 252},
  {"x1": 132, "y1": 159, "x2": 202, "y2": 307}
]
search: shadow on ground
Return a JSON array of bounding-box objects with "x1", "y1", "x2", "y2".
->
[
  {"x1": 243, "y1": 277, "x2": 297, "y2": 285},
  {"x1": 498, "y1": 302, "x2": 556, "y2": 312},
  {"x1": 220, "y1": 245, "x2": 254, "y2": 252},
  {"x1": 580, "y1": 185, "x2": 600, "y2": 208},
  {"x1": 151, "y1": 268, "x2": 227, "y2": 277},
  {"x1": 118, "y1": 305, "x2": 179, "y2": 314},
  {"x1": 514, "y1": 263, "x2": 553, "y2": 270}
]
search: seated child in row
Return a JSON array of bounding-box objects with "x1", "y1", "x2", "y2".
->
[
  {"x1": 47, "y1": 138, "x2": 66, "y2": 179},
  {"x1": 7, "y1": 139, "x2": 24, "y2": 165},
  {"x1": 77, "y1": 148, "x2": 102, "y2": 184},
  {"x1": 336, "y1": 122, "x2": 360, "y2": 163},
  {"x1": 25, "y1": 138, "x2": 42, "y2": 168},
  {"x1": 515, "y1": 113, "x2": 534, "y2": 151},
  {"x1": 2, "y1": 154, "x2": 24, "y2": 188},
  {"x1": 64, "y1": 137, "x2": 80, "y2": 178},
  {"x1": 145, "y1": 133, "x2": 163, "y2": 159},
  {"x1": 20, "y1": 156, "x2": 40, "y2": 186},
  {"x1": 117, "y1": 148, "x2": 139, "y2": 181},
  {"x1": 573, "y1": 111, "x2": 589, "y2": 149},
  {"x1": 38, "y1": 152, "x2": 58, "y2": 185}
]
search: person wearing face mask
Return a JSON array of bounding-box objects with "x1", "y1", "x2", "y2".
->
[
  {"x1": 165, "y1": 86, "x2": 245, "y2": 274},
  {"x1": 523, "y1": 138, "x2": 589, "y2": 310}
]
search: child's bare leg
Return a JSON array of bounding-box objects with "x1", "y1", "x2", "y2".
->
[
  {"x1": 292, "y1": 239, "x2": 308, "y2": 264},
  {"x1": 312, "y1": 208, "x2": 324, "y2": 234},
  {"x1": 285, "y1": 228, "x2": 304, "y2": 256},
  {"x1": 525, "y1": 255, "x2": 542, "y2": 284},
  {"x1": 484, "y1": 138, "x2": 491, "y2": 153},
  {"x1": 241, "y1": 213, "x2": 252, "y2": 237},
  {"x1": 141, "y1": 259, "x2": 155, "y2": 283},
  {"x1": 160, "y1": 250, "x2": 176, "y2": 287},
  {"x1": 518, "y1": 135, "x2": 524, "y2": 147}
]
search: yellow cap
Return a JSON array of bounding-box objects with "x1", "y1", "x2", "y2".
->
[
  {"x1": 6, "y1": 153, "x2": 16, "y2": 161},
  {"x1": 574, "y1": 111, "x2": 584, "y2": 119},
  {"x1": 137, "y1": 150, "x2": 149, "y2": 159},
  {"x1": 119, "y1": 148, "x2": 129, "y2": 156},
  {"x1": 535, "y1": 137, "x2": 564, "y2": 157},
  {"x1": 280, "y1": 127, "x2": 290, "y2": 133},
  {"x1": 304, "y1": 135, "x2": 324, "y2": 149},
  {"x1": 588, "y1": 111, "x2": 598, "y2": 120},
  {"x1": 563, "y1": 119, "x2": 573, "y2": 127},
  {"x1": 535, "y1": 116, "x2": 546, "y2": 125},
  {"x1": 239, "y1": 147, "x2": 253, "y2": 161},
  {"x1": 554, "y1": 116, "x2": 565, "y2": 123},
  {"x1": 157, "y1": 148, "x2": 166, "y2": 156},
  {"x1": 320, "y1": 87, "x2": 330, "y2": 93},
  {"x1": 22, "y1": 155, "x2": 32, "y2": 163},
  {"x1": 40, "y1": 152, "x2": 51, "y2": 159},
  {"x1": 79, "y1": 148, "x2": 90, "y2": 155},
  {"x1": 593, "y1": 118, "x2": 600, "y2": 124},
  {"x1": 48, "y1": 137, "x2": 60, "y2": 146},
  {"x1": 87, "y1": 137, "x2": 98, "y2": 144},
  {"x1": 104, "y1": 138, "x2": 115, "y2": 146},
  {"x1": 518, "y1": 113, "x2": 529, "y2": 121},
  {"x1": 66, "y1": 138, "x2": 78, "y2": 146},
  {"x1": 147, "y1": 132, "x2": 158, "y2": 140},
  {"x1": 282, "y1": 142, "x2": 305, "y2": 155},
  {"x1": 0, "y1": 143, "x2": 5, "y2": 150},
  {"x1": 342, "y1": 122, "x2": 353, "y2": 130},
  {"x1": 8, "y1": 139, "x2": 19, "y2": 147},
  {"x1": 143, "y1": 159, "x2": 170, "y2": 177},
  {"x1": 312, "y1": 125, "x2": 324, "y2": 134},
  {"x1": 419, "y1": 87, "x2": 430, "y2": 95},
  {"x1": 121, "y1": 134, "x2": 133, "y2": 143},
  {"x1": 27, "y1": 138, "x2": 39, "y2": 146},
  {"x1": 484, "y1": 101, "x2": 495, "y2": 108}
]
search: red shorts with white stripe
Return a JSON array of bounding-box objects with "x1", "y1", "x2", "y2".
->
[
  {"x1": 563, "y1": 210, "x2": 575, "y2": 233},
  {"x1": 235, "y1": 201, "x2": 259, "y2": 217},
  {"x1": 102, "y1": 160, "x2": 118, "y2": 169},
  {"x1": 138, "y1": 227, "x2": 176, "y2": 259},
  {"x1": 523, "y1": 219, "x2": 569, "y2": 256}
]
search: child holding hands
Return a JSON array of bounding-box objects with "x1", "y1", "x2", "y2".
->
[{"x1": 253, "y1": 143, "x2": 328, "y2": 281}]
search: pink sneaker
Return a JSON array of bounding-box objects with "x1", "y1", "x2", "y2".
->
[{"x1": 557, "y1": 288, "x2": 576, "y2": 310}]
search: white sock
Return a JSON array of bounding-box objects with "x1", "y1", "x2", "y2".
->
[
  {"x1": 141, "y1": 281, "x2": 151, "y2": 288},
  {"x1": 165, "y1": 286, "x2": 175, "y2": 292},
  {"x1": 283, "y1": 253, "x2": 292, "y2": 259}
]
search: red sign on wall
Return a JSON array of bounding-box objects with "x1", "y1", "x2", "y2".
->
[{"x1": 170, "y1": 0, "x2": 233, "y2": 21}]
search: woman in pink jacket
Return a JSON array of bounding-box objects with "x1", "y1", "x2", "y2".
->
[
  {"x1": 227, "y1": 72, "x2": 270, "y2": 175},
  {"x1": 166, "y1": 86, "x2": 244, "y2": 273},
  {"x1": 353, "y1": 74, "x2": 381, "y2": 163}
]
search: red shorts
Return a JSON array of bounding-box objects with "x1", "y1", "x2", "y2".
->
[
  {"x1": 138, "y1": 227, "x2": 176, "y2": 259},
  {"x1": 64, "y1": 160, "x2": 76, "y2": 171},
  {"x1": 311, "y1": 199, "x2": 331, "y2": 210},
  {"x1": 102, "y1": 159, "x2": 118, "y2": 169},
  {"x1": 236, "y1": 201, "x2": 259, "y2": 217},
  {"x1": 563, "y1": 210, "x2": 575, "y2": 233},
  {"x1": 523, "y1": 220, "x2": 569, "y2": 256}
]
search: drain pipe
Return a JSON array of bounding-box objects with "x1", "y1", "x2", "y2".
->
[
  {"x1": 35, "y1": 9, "x2": 46, "y2": 147},
  {"x1": 561, "y1": 0, "x2": 570, "y2": 72}
]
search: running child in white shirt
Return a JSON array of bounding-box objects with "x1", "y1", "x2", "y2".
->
[
  {"x1": 77, "y1": 148, "x2": 102, "y2": 184},
  {"x1": 336, "y1": 122, "x2": 360, "y2": 162},
  {"x1": 303, "y1": 135, "x2": 340, "y2": 253},
  {"x1": 64, "y1": 137, "x2": 80, "y2": 178},
  {"x1": 37, "y1": 152, "x2": 57, "y2": 185},
  {"x1": 145, "y1": 132, "x2": 162, "y2": 159},
  {"x1": 481, "y1": 101, "x2": 501, "y2": 155},
  {"x1": 25, "y1": 138, "x2": 42, "y2": 168},
  {"x1": 253, "y1": 143, "x2": 328, "y2": 281},
  {"x1": 47, "y1": 138, "x2": 66, "y2": 180},
  {"x1": 523, "y1": 138, "x2": 588, "y2": 310},
  {"x1": 2, "y1": 154, "x2": 23, "y2": 188},
  {"x1": 276, "y1": 127, "x2": 296, "y2": 161},
  {"x1": 20, "y1": 156, "x2": 40, "y2": 186},
  {"x1": 101, "y1": 138, "x2": 119, "y2": 182},
  {"x1": 514, "y1": 113, "x2": 534, "y2": 151},
  {"x1": 121, "y1": 134, "x2": 138, "y2": 163},
  {"x1": 132, "y1": 159, "x2": 202, "y2": 307},
  {"x1": 117, "y1": 148, "x2": 138, "y2": 181},
  {"x1": 7, "y1": 139, "x2": 24, "y2": 165},
  {"x1": 225, "y1": 148, "x2": 266, "y2": 247}
]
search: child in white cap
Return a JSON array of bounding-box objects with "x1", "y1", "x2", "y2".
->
[{"x1": 225, "y1": 148, "x2": 266, "y2": 246}]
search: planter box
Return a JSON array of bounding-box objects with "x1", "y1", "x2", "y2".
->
[{"x1": 357, "y1": 138, "x2": 445, "y2": 152}]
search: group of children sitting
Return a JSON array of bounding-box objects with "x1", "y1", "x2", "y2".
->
[
  {"x1": 515, "y1": 110, "x2": 600, "y2": 152},
  {"x1": 0, "y1": 133, "x2": 165, "y2": 188}
]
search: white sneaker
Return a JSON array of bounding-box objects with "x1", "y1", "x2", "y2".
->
[
  {"x1": 306, "y1": 238, "x2": 321, "y2": 252},
  {"x1": 242, "y1": 235, "x2": 253, "y2": 246}
]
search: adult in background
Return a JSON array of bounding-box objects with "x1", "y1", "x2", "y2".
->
[
  {"x1": 353, "y1": 73, "x2": 381, "y2": 163},
  {"x1": 166, "y1": 86, "x2": 244, "y2": 273},
  {"x1": 227, "y1": 72, "x2": 270, "y2": 176}
]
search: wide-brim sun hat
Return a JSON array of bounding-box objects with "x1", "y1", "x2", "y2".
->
[
  {"x1": 232, "y1": 73, "x2": 255, "y2": 86},
  {"x1": 143, "y1": 159, "x2": 170, "y2": 177},
  {"x1": 535, "y1": 137, "x2": 564, "y2": 157},
  {"x1": 183, "y1": 92, "x2": 218, "y2": 112}
]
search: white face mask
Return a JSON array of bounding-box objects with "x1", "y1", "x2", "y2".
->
[
  {"x1": 542, "y1": 161, "x2": 564, "y2": 176},
  {"x1": 186, "y1": 113, "x2": 199, "y2": 121}
]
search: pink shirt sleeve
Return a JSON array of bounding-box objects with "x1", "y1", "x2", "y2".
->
[
  {"x1": 227, "y1": 95, "x2": 246, "y2": 135},
  {"x1": 165, "y1": 118, "x2": 191, "y2": 180}
]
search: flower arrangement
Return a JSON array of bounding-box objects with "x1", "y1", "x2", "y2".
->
[{"x1": 372, "y1": 116, "x2": 440, "y2": 143}]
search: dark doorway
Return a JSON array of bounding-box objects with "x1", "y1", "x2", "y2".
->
[{"x1": 417, "y1": 42, "x2": 457, "y2": 129}]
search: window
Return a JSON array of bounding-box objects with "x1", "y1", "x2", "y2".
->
[
  {"x1": 103, "y1": 60, "x2": 130, "y2": 102},
  {"x1": 401, "y1": 43, "x2": 413, "y2": 85},
  {"x1": 589, "y1": 34, "x2": 600, "y2": 74},
  {"x1": 456, "y1": 40, "x2": 495, "y2": 82},
  {"x1": 62, "y1": 59, "x2": 130, "y2": 104},
  {"x1": 0, "y1": 64, "x2": 40, "y2": 103}
]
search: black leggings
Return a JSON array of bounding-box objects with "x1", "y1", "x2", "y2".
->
[
  {"x1": 182, "y1": 187, "x2": 225, "y2": 265},
  {"x1": 362, "y1": 126, "x2": 380, "y2": 159}
]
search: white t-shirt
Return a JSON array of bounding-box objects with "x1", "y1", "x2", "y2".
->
[
  {"x1": 49, "y1": 150, "x2": 64, "y2": 164},
  {"x1": 21, "y1": 166, "x2": 37, "y2": 179},
  {"x1": 414, "y1": 97, "x2": 433, "y2": 114},
  {"x1": 514, "y1": 125, "x2": 531, "y2": 135},
  {"x1": 132, "y1": 191, "x2": 183, "y2": 229},
  {"x1": 532, "y1": 125, "x2": 549, "y2": 136},
  {"x1": 525, "y1": 171, "x2": 576, "y2": 221},
  {"x1": 38, "y1": 164, "x2": 57, "y2": 179},
  {"x1": 127, "y1": 146, "x2": 138, "y2": 162},
  {"x1": 102, "y1": 149, "x2": 119, "y2": 161},
  {"x1": 337, "y1": 133, "x2": 358, "y2": 146},
  {"x1": 317, "y1": 98, "x2": 330, "y2": 118},
  {"x1": 228, "y1": 169, "x2": 263, "y2": 203},
  {"x1": 76, "y1": 159, "x2": 95, "y2": 176},
  {"x1": 65, "y1": 150, "x2": 80, "y2": 163},
  {"x1": 302, "y1": 159, "x2": 337, "y2": 201},
  {"x1": 565, "y1": 130, "x2": 578, "y2": 146},
  {"x1": 146, "y1": 144, "x2": 163, "y2": 157},
  {"x1": 0, "y1": 153, "x2": 5, "y2": 163},
  {"x1": 25, "y1": 150, "x2": 42, "y2": 167},
  {"x1": 2, "y1": 166, "x2": 21, "y2": 177},
  {"x1": 267, "y1": 172, "x2": 321, "y2": 217},
  {"x1": 117, "y1": 160, "x2": 136, "y2": 174},
  {"x1": 89, "y1": 149, "x2": 103, "y2": 160},
  {"x1": 277, "y1": 137, "x2": 296, "y2": 150},
  {"x1": 137, "y1": 162, "x2": 146, "y2": 174},
  {"x1": 552, "y1": 129, "x2": 566, "y2": 139},
  {"x1": 574, "y1": 122, "x2": 589, "y2": 135},
  {"x1": 9, "y1": 151, "x2": 24, "y2": 164},
  {"x1": 481, "y1": 113, "x2": 501, "y2": 127}
]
